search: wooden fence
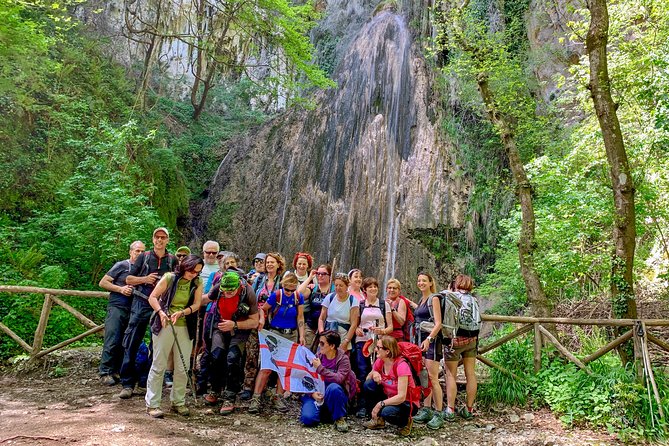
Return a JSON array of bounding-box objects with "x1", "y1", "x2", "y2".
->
[{"x1": 0, "y1": 285, "x2": 108, "y2": 360}]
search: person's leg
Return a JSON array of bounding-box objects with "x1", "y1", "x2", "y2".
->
[
  {"x1": 242, "y1": 330, "x2": 259, "y2": 391},
  {"x1": 426, "y1": 359, "x2": 443, "y2": 410},
  {"x1": 299, "y1": 394, "x2": 321, "y2": 426},
  {"x1": 99, "y1": 304, "x2": 126, "y2": 377},
  {"x1": 379, "y1": 402, "x2": 412, "y2": 427},
  {"x1": 145, "y1": 327, "x2": 172, "y2": 409},
  {"x1": 444, "y1": 360, "x2": 458, "y2": 410},
  {"x1": 169, "y1": 326, "x2": 193, "y2": 407},
  {"x1": 225, "y1": 340, "x2": 245, "y2": 394},
  {"x1": 463, "y1": 355, "x2": 477, "y2": 409},
  {"x1": 208, "y1": 331, "x2": 228, "y2": 395},
  {"x1": 119, "y1": 299, "x2": 152, "y2": 390},
  {"x1": 323, "y1": 383, "x2": 348, "y2": 422},
  {"x1": 363, "y1": 379, "x2": 386, "y2": 414}
]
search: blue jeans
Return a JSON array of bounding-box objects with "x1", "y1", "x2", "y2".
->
[
  {"x1": 120, "y1": 297, "x2": 153, "y2": 388},
  {"x1": 363, "y1": 379, "x2": 415, "y2": 427},
  {"x1": 99, "y1": 304, "x2": 130, "y2": 376},
  {"x1": 300, "y1": 383, "x2": 348, "y2": 426}
]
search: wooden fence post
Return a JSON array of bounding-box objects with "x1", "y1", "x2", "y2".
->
[
  {"x1": 534, "y1": 323, "x2": 542, "y2": 373},
  {"x1": 31, "y1": 294, "x2": 53, "y2": 358}
]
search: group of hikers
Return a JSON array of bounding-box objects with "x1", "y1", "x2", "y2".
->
[{"x1": 98, "y1": 227, "x2": 482, "y2": 436}]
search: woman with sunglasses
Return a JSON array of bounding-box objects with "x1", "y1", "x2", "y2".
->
[
  {"x1": 145, "y1": 254, "x2": 204, "y2": 418},
  {"x1": 362, "y1": 335, "x2": 417, "y2": 436},
  {"x1": 300, "y1": 331, "x2": 356, "y2": 432},
  {"x1": 412, "y1": 272, "x2": 445, "y2": 429},
  {"x1": 248, "y1": 273, "x2": 304, "y2": 414},
  {"x1": 318, "y1": 273, "x2": 359, "y2": 354},
  {"x1": 297, "y1": 264, "x2": 334, "y2": 348}
]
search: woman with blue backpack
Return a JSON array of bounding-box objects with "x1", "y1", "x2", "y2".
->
[
  {"x1": 443, "y1": 274, "x2": 481, "y2": 421},
  {"x1": 412, "y1": 272, "x2": 445, "y2": 429}
]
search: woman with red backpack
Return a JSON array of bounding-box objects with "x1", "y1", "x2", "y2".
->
[
  {"x1": 384, "y1": 279, "x2": 414, "y2": 341},
  {"x1": 362, "y1": 335, "x2": 418, "y2": 436}
]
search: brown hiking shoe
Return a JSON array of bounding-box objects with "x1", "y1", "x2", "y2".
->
[
  {"x1": 171, "y1": 405, "x2": 190, "y2": 416},
  {"x1": 118, "y1": 387, "x2": 133, "y2": 399},
  {"x1": 398, "y1": 417, "x2": 413, "y2": 436},
  {"x1": 248, "y1": 395, "x2": 262, "y2": 414},
  {"x1": 146, "y1": 407, "x2": 164, "y2": 418},
  {"x1": 363, "y1": 417, "x2": 386, "y2": 430}
]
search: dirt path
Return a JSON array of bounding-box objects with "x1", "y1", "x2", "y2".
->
[{"x1": 0, "y1": 348, "x2": 619, "y2": 446}]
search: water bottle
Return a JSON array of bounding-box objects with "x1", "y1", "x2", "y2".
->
[{"x1": 419, "y1": 367, "x2": 429, "y2": 388}]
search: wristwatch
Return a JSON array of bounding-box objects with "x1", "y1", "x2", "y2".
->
[
  {"x1": 380, "y1": 401, "x2": 386, "y2": 408},
  {"x1": 233, "y1": 321, "x2": 238, "y2": 330},
  {"x1": 427, "y1": 336, "x2": 434, "y2": 343}
]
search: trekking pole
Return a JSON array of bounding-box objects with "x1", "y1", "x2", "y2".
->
[
  {"x1": 192, "y1": 308, "x2": 202, "y2": 399},
  {"x1": 164, "y1": 312, "x2": 198, "y2": 402}
]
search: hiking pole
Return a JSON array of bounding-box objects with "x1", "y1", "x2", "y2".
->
[
  {"x1": 192, "y1": 307, "x2": 202, "y2": 400},
  {"x1": 163, "y1": 312, "x2": 198, "y2": 402}
]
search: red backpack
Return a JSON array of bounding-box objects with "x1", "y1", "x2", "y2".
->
[
  {"x1": 390, "y1": 295, "x2": 415, "y2": 341},
  {"x1": 392, "y1": 341, "x2": 431, "y2": 407}
]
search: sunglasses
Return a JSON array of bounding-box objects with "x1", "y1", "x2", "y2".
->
[
  {"x1": 315, "y1": 272, "x2": 329, "y2": 276},
  {"x1": 176, "y1": 254, "x2": 187, "y2": 259},
  {"x1": 204, "y1": 251, "x2": 218, "y2": 255},
  {"x1": 283, "y1": 288, "x2": 296, "y2": 293}
]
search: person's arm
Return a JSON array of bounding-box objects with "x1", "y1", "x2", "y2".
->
[
  {"x1": 98, "y1": 265, "x2": 133, "y2": 297},
  {"x1": 297, "y1": 271, "x2": 314, "y2": 297},
  {"x1": 237, "y1": 288, "x2": 259, "y2": 330},
  {"x1": 391, "y1": 299, "x2": 407, "y2": 326},
  {"x1": 341, "y1": 305, "x2": 359, "y2": 350},
  {"x1": 318, "y1": 306, "x2": 328, "y2": 333},
  {"x1": 316, "y1": 353, "x2": 350, "y2": 385},
  {"x1": 381, "y1": 376, "x2": 409, "y2": 407},
  {"x1": 171, "y1": 278, "x2": 203, "y2": 325},
  {"x1": 422, "y1": 295, "x2": 443, "y2": 352},
  {"x1": 148, "y1": 275, "x2": 170, "y2": 327},
  {"x1": 297, "y1": 301, "x2": 305, "y2": 345}
]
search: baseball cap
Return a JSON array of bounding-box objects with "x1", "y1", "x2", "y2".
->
[
  {"x1": 220, "y1": 272, "x2": 241, "y2": 291},
  {"x1": 153, "y1": 227, "x2": 169, "y2": 237},
  {"x1": 253, "y1": 253, "x2": 267, "y2": 261}
]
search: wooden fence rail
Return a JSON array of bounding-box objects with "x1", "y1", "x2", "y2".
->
[{"x1": 0, "y1": 285, "x2": 108, "y2": 359}]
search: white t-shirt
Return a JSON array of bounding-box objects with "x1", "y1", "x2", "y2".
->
[
  {"x1": 322, "y1": 293, "x2": 359, "y2": 324},
  {"x1": 358, "y1": 302, "x2": 385, "y2": 342}
]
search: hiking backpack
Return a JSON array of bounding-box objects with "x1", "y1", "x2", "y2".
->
[
  {"x1": 455, "y1": 291, "x2": 481, "y2": 335},
  {"x1": 393, "y1": 341, "x2": 431, "y2": 407},
  {"x1": 271, "y1": 289, "x2": 300, "y2": 321},
  {"x1": 390, "y1": 295, "x2": 414, "y2": 341},
  {"x1": 427, "y1": 291, "x2": 463, "y2": 339}
]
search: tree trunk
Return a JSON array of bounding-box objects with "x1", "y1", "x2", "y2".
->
[
  {"x1": 586, "y1": 0, "x2": 637, "y2": 363},
  {"x1": 585, "y1": 0, "x2": 637, "y2": 319},
  {"x1": 476, "y1": 73, "x2": 551, "y2": 318}
]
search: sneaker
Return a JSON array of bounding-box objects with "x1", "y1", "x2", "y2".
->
[
  {"x1": 355, "y1": 407, "x2": 368, "y2": 419},
  {"x1": 204, "y1": 393, "x2": 219, "y2": 406},
  {"x1": 118, "y1": 387, "x2": 133, "y2": 399},
  {"x1": 248, "y1": 395, "x2": 262, "y2": 414},
  {"x1": 426, "y1": 411, "x2": 444, "y2": 430},
  {"x1": 458, "y1": 406, "x2": 474, "y2": 420},
  {"x1": 363, "y1": 417, "x2": 386, "y2": 430},
  {"x1": 274, "y1": 395, "x2": 290, "y2": 413},
  {"x1": 442, "y1": 407, "x2": 456, "y2": 422},
  {"x1": 146, "y1": 407, "x2": 164, "y2": 418},
  {"x1": 171, "y1": 405, "x2": 190, "y2": 416},
  {"x1": 100, "y1": 375, "x2": 116, "y2": 386},
  {"x1": 398, "y1": 417, "x2": 413, "y2": 437},
  {"x1": 239, "y1": 389, "x2": 253, "y2": 401},
  {"x1": 220, "y1": 400, "x2": 235, "y2": 416},
  {"x1": 413, "y1": 407, "x2": 433, "y2": 423},
  {"x1": 334, "y1": 418, "x2": 349, "y2": 433}
]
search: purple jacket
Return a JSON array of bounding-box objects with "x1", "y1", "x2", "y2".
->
[{"x1": 316, "y1": 349, "x2": 357, "y2": 399}]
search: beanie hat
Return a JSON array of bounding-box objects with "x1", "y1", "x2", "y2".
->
[{"x1": 220, "y1": 271, "x2": 241, "y2": 291}]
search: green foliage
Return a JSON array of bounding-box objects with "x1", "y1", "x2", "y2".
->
[{"x1": 478, "y1": 326, "x2": 669, "y2": 441}]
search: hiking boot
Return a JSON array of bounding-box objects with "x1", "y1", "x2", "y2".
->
[
  {"x1": 442, "y1": 407, "x2": 456, "y2": 422},
  {"x1": 171, "y1": 405, "x2": 190, "y2": 416},
  {"x1": 334, "y1": 418, "x2": 349, "y2": 433},
  {"x1": 426, "y1": 411, "x2": 444, "y2": 430},
  {"x1": 248, "y1": 395, "x2": 262, "y2": 414},
  {"x1": 136, "y1": 385, "x2": 147, "y2": 395},
  {"x1": 204, "y1": 393, "x2": 219, "y2": 406},
  {"x1": 118, "y1": 387, "x2": 133, "y2": 399},
  {"x1": 398, "y1": 417, "x2": 413, "y2": 437},
  {"x1": 100, "y1": 375, "x2": 116, "y2": 386},
  {"x1": 458, "y1": 406, "x2": 474, "y2": 420},
  {"x1": 146, "y1": 407, "x2": 164, "y2": 418},
  {"x1": 239, "y1": 389, "x2": 253, "y2": 401},
  {"x1": 363, "y1": 417, "x2": 386, "y2": 430},
  {"x1": 274, "y1": 395, "x2": 290, "y2": 413},
  {"x1": 222, "y1": 390, "x2": 237, "y2": 401},
  {"x1": 413, "y1": 407, "x2": 433, "y2": 423},
  {"x1": 220, "y1": 400, "x2": 235, "y2": 415},
  {"x1": 355, "y1": 407, "x2": 368, "y2": 419}
]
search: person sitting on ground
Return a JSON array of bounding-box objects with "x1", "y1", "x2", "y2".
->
[
  {"x1": 98, "y1": 240, "x2": 145, "y2": 386},
  {"x1": 300, "y1": 331, "x2": 356, "y2": 432},
  {"x1": 203, "y1": 271, "x2": 259, "y2": 415},
  {"x1": 144, "y1": 254, "x2": 203, "y2": 418},
  {"x1": 362, "y1": 335, "x2": 417, "y2": 436},
  {"x1": 318, "y1": 273, "x2": 360, "y2": 354},
  {"x1": 443, "y1": 274, "x2": 480, "y2": 421},
  {"x1": 248, "y1": 272, "x2": 305, "y2": 414}
]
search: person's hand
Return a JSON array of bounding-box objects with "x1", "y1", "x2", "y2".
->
[
  {"x1": 171, "y1": 311, "x2": 183, "y2": 324},
  {"x1": 145, "y1": 273, "x2": 160, "y2": 284},
  {"x1": 218, "y1": 320, "x2": 235, "y2": 332},
  {"x1": 257, "y1": 318, "x2": 265, "y2": 331},
  {"x1": 372, "y1": 327, "x2": 385, "y2": 335},
  {"x1": 312, "y1": 392, "x2": 324, "y2": 403},
  {"x1": 159, "y1": 310, "x2": 169, "y2": 328},
  {"x1": 299, "y1": 336, "x2": 305, "y2": 346},
  {"x1": 370, "y1": 371, "x2": 382, "y2": 384},
  {"x1": 421, "y1": 339, "x2": 430, "y2": 352},
  {"x1": 311, "y1": 357, "x2": 321, "y2": 368},
  {"x1": 120, "y1": 285, "x2": 133, "y2": 296},
  {"x1": 341, "y1": 338, "x2": 350, "y2": 349},
  {"x1": 372, "y1": 402, "x2": 382, "y2": 419},
  {"x1": 356, "y1": 327, "x2": 364, "y2": 336}
]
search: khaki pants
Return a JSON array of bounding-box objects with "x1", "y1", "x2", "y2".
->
[{"x1": 145, "y1": 325, "x2": 192, "y2": 408}]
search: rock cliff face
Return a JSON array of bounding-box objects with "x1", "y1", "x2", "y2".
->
[{"x1": 193, "y1": 8, "x2": 472, "y2": 289}]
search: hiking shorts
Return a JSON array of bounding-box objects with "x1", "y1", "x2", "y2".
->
[{"x1": 443, "y1": 337, "x2": 477, "y2": 361}]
